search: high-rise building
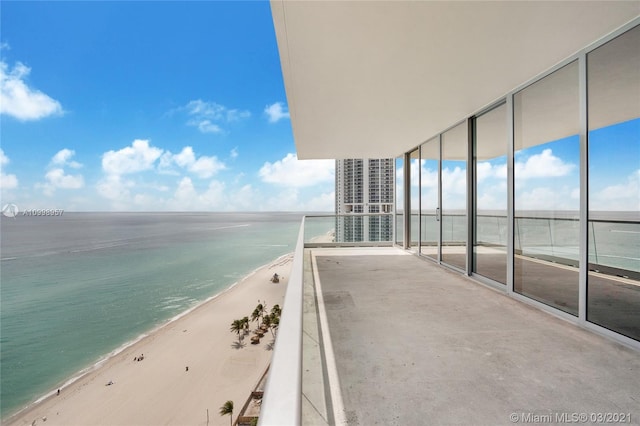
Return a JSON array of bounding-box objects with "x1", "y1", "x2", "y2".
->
[{"x1": 335, "y1": 158, "x2": 394, "y2": 242}]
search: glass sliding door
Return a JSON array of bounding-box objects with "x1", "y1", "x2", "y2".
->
[
  {"x1": 420, "y1": 137, "x2": 440, "y2": 260},
  {"x1": 587, "y1": 25, "x2": 640, "y2": 341},
  {"x1": 441, "y1": 122, "x2": 468, "y2": 270},
  {"x1": 514, "y1": 61, "x2": 580, "y2": 316},
  {"x1": 395, "y1": 156, "x2": 404, "y2": 246},
  {"x1": 409, "y1": 149, "x2": 420, "y2": 251},
  {"x1": 473, "y1": 103, "x2": 508, "y2": 284}
]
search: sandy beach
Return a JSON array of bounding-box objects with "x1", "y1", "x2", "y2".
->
[{"x1": 6, "y1": 254, "x2": 293, "y2": 426}]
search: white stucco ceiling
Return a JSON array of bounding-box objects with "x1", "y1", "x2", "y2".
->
[{"x1": 271, "y1": 1, "x2": 639, "y2": 160}]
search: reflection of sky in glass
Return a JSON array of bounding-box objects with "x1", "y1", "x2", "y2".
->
[
  {"x1": 589, "y1": 118, "x2": 640, "y2": 211},
  {"x1": 396, "y1": 157, "x2": 404, "y2": 210},
  {"x1": 515, "y1": 135, "x2": 580, "y2": 211},
  {"x1": 407, "y1": 118, "x2": 638, "y2": 213}
]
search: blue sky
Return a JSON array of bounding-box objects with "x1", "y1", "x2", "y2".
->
[
  {"x1": 1, "y1": 2, "x2": 638, "y2": 214},
  {"x1": 0, "y1": 1, "x2": 335, "y2": 212}
]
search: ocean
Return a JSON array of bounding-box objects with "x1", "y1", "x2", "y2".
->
[{"x1": 0, "y1": 212, "x2": 306, "y2": 419}]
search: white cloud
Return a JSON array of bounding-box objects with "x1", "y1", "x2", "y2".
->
[
  {"x1": 516, "y1": 186, "x2": 580, "y2": 211},
  {"x1": 190, "y1": 156, "x2": 225, "y2": 179},
  {"x1": 230, "y1": 147, "x2": 239, "y2": 159},
  {"x1": 0, "y1": 61, "x2": 63, "y2": 121},
  {"x1": 183, "y1": 99, "x2": 250, "y2": 134},
  {"x1": 188, "y1": 119, "x2": 223, "y2": 134},
  {"x1": 409, "y1": 160, "x2": 438, "y2": 188},
  {"x1": 37, "y1": 149, "x2": 84, "y2": 195},
  {"x1": 260, "y1": 188, "x2": 335, "y2": 212},
  {"x1": 259, "y1": 153, "x2": 334, "y2": 187},
  {"x1": 186, "y1": 100, "x2": 225, "y2": 119},
  {"x1": 0, "y1": 173, "x2": 19, "y2": 190},
  {"x1": 102, "y1": 139, "x2": 163, "y2": 175},
  {"x1": 477, "y1": 161, "x2": 509, "y2": 182},
  {"x1": 0, "y1": 149, "x2": 9, "y2": 167},
  {"x1": 591, "y1": 170, "x2": 640, "y2": 211},
  {"x1": 264, "y1": 102, "x2": 289, "y2": 123},
  {"x1": 0, "y1": 149, "x2": 18, "y2": 190},
  {"x1": 97, "y1": 141, "x2": 229, "y2": 208},
  {"x1": 304, "y1": 191, "x2": 335, "y2": 211},
  {"x1": 172, "y1": 147, "x2": 196, "y2": 168},
  {"x1": 97, "y1": 174, "x2": 134, "y2": 201},
  {"x1": 40, "y1": 168, "x2": 84, "y2": 196},
  {"x1": 442, "y1": 166, "x2": 467, "y2": 196},
  {"x1": 169, "y1": 177, "x2": 229, "y2": 211},
  {"x1": 173, "y1": 176, "x2": 197, "y2": 203},
  {"x1": 51, "y1": 148, "x2": 82, "y2": 168},
  {"x1": 160, "y1": 146, "x2": 225, "y2": 179},
  {"x1": 226, "y1": 109, "x2": 251, "y2": 122},
  {"x1": 515, "y1": 148, "x2": 574, "y2": 179}
]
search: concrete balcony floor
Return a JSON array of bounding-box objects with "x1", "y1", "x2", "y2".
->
[{"x1": 303, "y1": 247, "x2": 640, "y2": 425}]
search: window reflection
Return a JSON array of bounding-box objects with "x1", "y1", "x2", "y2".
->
[
  {"x1": 441, "y1": 122, "x2": 468, "y2": 271},
  {"x1": 420, "y1": 137, "x2": 440, "y2": 260},
  {"x1": 514, "y1": 61, "x2": 580, "y2": 315},
  {"x1": 474, "y1": 103, "x2": 507, "y2": 284},
  {"x1": 410, "y1": 149, "x2": 420, "y2": 250},
  {"x1": 396, "y1": 156, "x2": 404, "y2": 246},
  {"x1": 587, "y1": 25, "x2": 640, "y2": 340}
]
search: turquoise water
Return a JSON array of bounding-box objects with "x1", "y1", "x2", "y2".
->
[{"x1": 0, "y1": 212, "x2": 304, "y2": 419}]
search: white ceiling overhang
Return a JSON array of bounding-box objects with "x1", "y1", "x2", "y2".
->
[{"x1": 270, "y1": 1, "x2": 640, "y2": 160}]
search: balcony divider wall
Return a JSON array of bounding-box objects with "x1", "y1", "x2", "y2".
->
[{"x1": 401, "y1": 20, "x2": 640, "y2": 347}]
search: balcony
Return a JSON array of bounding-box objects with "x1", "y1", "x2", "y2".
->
[{"x1": 259, "y1": 215, "x2": 640, "y2": 425}]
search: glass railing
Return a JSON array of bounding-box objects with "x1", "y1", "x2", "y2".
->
[
  {"x1": 303, "y1": 214, "x2": 395, "y2": 245},
  {"x1": 260, "y1": 214, "x2": 639, "y2": 425},
  {"x1": 514, "y1": 216, "x2": 639, "y2": 277},
  {"x1": 413, "y1": 212, "x2": 638, "y2": 277},
  {"x1": 589, "y1": 219, "x2": 639, "y2": 276}
]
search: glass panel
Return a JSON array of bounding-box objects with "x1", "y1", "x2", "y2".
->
[
  {"x1": 395, "y1": 156, "x2": 404, "y2": 246},
  {"x1": 305, "y1": 216, "x2": 336, "y2": 243},
  {"x1": 420, "y1": 137, "x2": 440, "y2": 260},
  {"x1": 441, "y1": 122, "x2": 468, "y2": 270},
  {"x1": 474, "y1": 103, "x2": 507, "y2": 284},
  {"x1": 514, "y1": 61, "x2": 580, "y2": 316},
  {"x1": 587, "y1": 25, "x2": 640, "y2": 341},
  {"x1": 410, "y1": 149, "x2": 420, "y2": 250}
]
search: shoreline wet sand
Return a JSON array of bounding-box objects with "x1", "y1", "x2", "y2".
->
[{"x1": 5, "y1": 254, "x2": 292, "y2": 426}]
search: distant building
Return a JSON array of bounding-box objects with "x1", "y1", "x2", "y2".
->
[{"x1": 335, "y1": 158, "x2": 394, "y2": 242}]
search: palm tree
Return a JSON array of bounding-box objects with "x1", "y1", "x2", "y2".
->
[
  {"x1": 262, "y1": 312, "x2": 272, "y2": 331},
  {"x1": 268, "y1": 304, "x2": 281, "y2": 337},
  {"x1": 269, "y1": 312, "x2": 280, "y2": 336},
  {"x1": 251, "y1": 303, "x2": 264, "y2": 328},
  {"x1": 241, "y1": 316, "x2": 250, "y2": 335},
  {"x1": 271, "y1": 304, "x2": 281, "y2": 317},
  {"x1": 251, "y1": 307, "x2": 260, "y2": 328},
  {"x1": 230, "y1": 319, "x2": 244, "y2": 344},
  {"x1": 219, "y1": 400, "x2": 233, "y2": 426}
]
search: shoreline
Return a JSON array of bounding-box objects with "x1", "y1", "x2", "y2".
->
[{"x1": 5, "y1": 253, "x2": 293, "y2": 426}]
